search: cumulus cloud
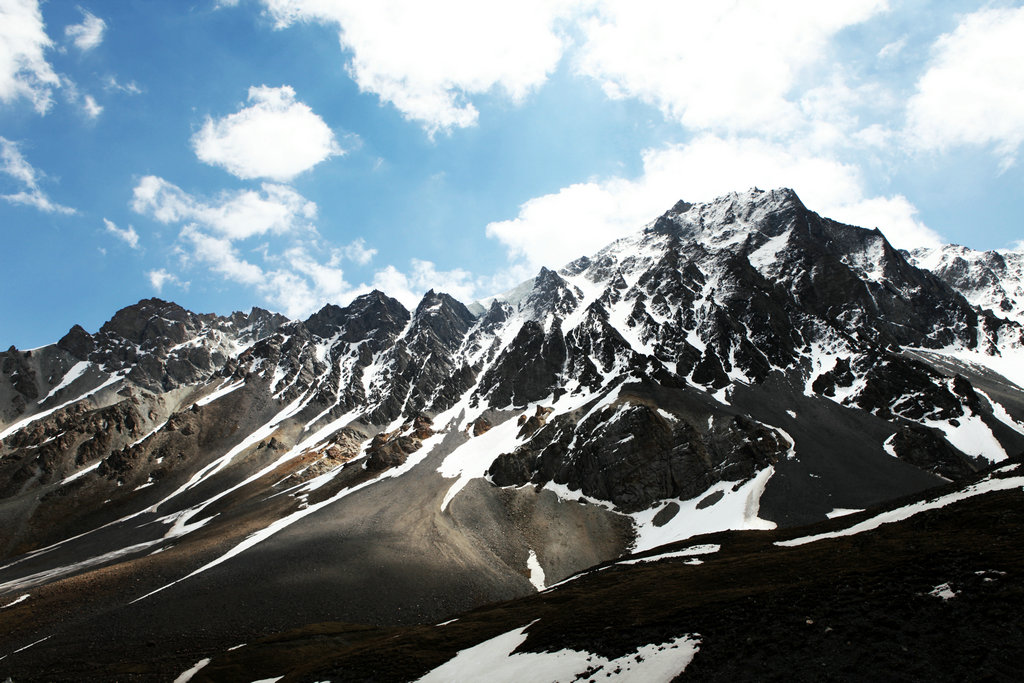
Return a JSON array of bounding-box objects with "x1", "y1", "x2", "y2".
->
[
  {"x1": 132, "y1": 175, "x2": 317, "y2": 240},
  {"x1": 103, "y1": 218, "x2": 139, "y2": 248},
  {"x1": 575, "y1": 0, "x2": 887, "y2": 135},
  {"x1": 0, "y1": 136, "x2": 75, "y2": 214},
  {"x1": 65, "y1": 9, "x2": 105, "y2": 52},
  {"x1": 0, "y1": 0, "x2": 60, "y2": 113},
  {"x1": 254, "y1": 0, "x2": 896, "y2": 144},
  {"x1": 907, "y1": 7, "x2": 1024, "y2": 166},
  {"x1": 486, "y1": 135, "x2": 942, "y2": 273},
  {"x1": 192, "y1": 85, "x2": 342, "y2": 180},
  {"x1": 261, "y1": 0, "x2": 577, "y2": 135}
]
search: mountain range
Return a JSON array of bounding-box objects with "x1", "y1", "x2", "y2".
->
[{"x1": 1, "y1": 187, "x2": 1022, "y2": 681}]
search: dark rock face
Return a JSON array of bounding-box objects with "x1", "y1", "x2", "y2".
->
[
  {"x1": 304, "y1": 290, "x2": 409, "y2": 345},
  {"x1": 57, "y1": 324, "x2": 96, "y2": 360},
  {"x1": 365, "y1": 290, "x2": 477, "y2": 422},
  {"x1": 886, "y1": 424, "x2": 980, "y2": 481},
  {"x1": 478, "y1": 320, "x2": 567, "y2": 408},
  {"x1": 490, "y1": 390, "x2": 789, "y2": 513},
  {"x1": 523, "y1": 267, "x2": 582, "y2": 319},
  {"x1": 1, "y1": 348, "x2": 39, "y2": 401}
]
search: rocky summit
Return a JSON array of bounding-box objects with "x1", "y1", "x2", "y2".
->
[{"x1": 1, "y1": 188, "x2": 1023, "y2": 681}]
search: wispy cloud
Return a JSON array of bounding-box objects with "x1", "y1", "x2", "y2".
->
[
  {"x1": 342, "y1": 237, "x2": 376, "y2": 265},
  {"x1": 103, "y1": 75, "x2": 141, "y2": 95},
  {"x1": 103, "y1": 218, "x2": 139, "y2": 248},
  {"x1": 82, "y1": 93, "x2": 102, "y2": 118},
  {"x1": 148, "y1": 268, "x2": 187, "y2": 293},
  {"x1": 0, "y1": 137, "x2": 75, "y2": 214},
  {"x1": 65, "y1": 9, "x2": 106, "y2": 52}
]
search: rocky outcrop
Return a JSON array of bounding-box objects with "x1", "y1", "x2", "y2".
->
[{"x1": 491, "y1": 391, "x2": 790, "y2": 512}]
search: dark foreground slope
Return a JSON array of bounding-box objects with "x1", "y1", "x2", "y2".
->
[{"x1": 194, "y1": 462, "x2": 1024, "y2": 683}]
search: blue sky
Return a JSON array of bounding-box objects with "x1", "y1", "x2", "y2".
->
[{"x1": 2, "y1": 0, "x2": 1022, "y2": 349}]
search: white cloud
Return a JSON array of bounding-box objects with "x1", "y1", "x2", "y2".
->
[
  {"x1": 148, "y1": 269, "x2": 186, "y2": 293},
  {"x1": 180, "y1": 225, "x2": 266, "y2": 285},
  {"x1": 831, "y1": 195, "x2": 938, "y2": 249},
  {"x1": 575, "y1": 0, "x2": 887, "y2": 135},
  {"x1": 486, "y1": 135, "x2": 942, "y2": 272},
  {"x1": 134, "y1": 176, "x2": 375, "y2": 318},
  {"x1": 178, "y1": 224, "x2": 367, "y2": 319},
  {"x1": 371, "y1": 259, "x2": 478, "y2": 309},
  {"x1": 0, "y1": 136, "x2": 75, "y2": 214},
  {"x1": 104, "y1": 75, "x2": 141, "y2": 94},
  {"x1": 907, "y1": 7, "x2": 1024, "y2": 166},
  {"x1": 0, "y1": 0, "x2": 60, "y2": 113},
  {"x1": 877, "y1": 36, "x2": 906, "y2": 61},
  {"x1": 192, "y1": 85, "x2": 342, "y2": 180},
  {"x1": 261, "y1": 0, "x2": 577, "y2": 135},
  {"x1": 60, "y1": 76, "x2": 103, "y2": 119},
  {"x1": 103, "y1": 218, "x2": 139, "y2": 248},
  {"x1": 82, "y1": 93, "x2": 101, "y2": 118},
  {"x1": 132, "y1": 175, "x2": 317, "y2": 240},
  {"x1": 340, "y1": 237, "x2": 376, "y2": 265},
  {"x1": 65, "y1": 9, "x2": 105, "y2": 52}
]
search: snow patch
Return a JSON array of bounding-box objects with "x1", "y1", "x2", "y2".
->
[
  {"x1": 825, "y1": 508, "x2": 863, "y2": 519},
  {"x1": 39, "y1": 360, "x2": 90, "y2": 403},
  {"x1": 882, "y1": 433, "x2": 898, "y2": 458},
  {"x1": 923, "y1": 414, "x2": 1007, "y2": 463},
  {"x1": 173, "y1": 658, "x2": 211, "y2": 683},
  {"x1": 1, "y1": 593, "x2": 29, "y2": 608},
  {"x1": 616, "y1": 544, "x2": 720, "y2": 566},
  {"x1": 133, "y1": 432, "x2": 448, "y2": 602},
  {"x1": 438, "y1": 415, "x2": 522, "y2": 512},
  {"x1": 631, "y1": 467, "x2": 776, "y2": 553},
  {"x1": 928, "y1": 582, "x2": 957, "y2": 600},
  {"x1": 527, "y1": 549, "x2": 546, "y2": 591},
  {"x1": 195, "y1": 379, "x2": 245, "y2": 406},
  {"x1": 416, "y1": 622, "x2": 700, "y2": 683},
  {"x1": 58, "y1": 460, "x2": 102, "y2": 486}
]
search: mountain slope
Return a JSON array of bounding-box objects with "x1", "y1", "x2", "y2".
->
[
  {"x1": 909, "y1": 244, "x2": 1024, "y2": 326},
  {"x1": 193, "y1": 461, "x2": 1024, "y2": 683},
  {"x1": 1, "y1": 188, "x2": 1023, "y2": 680}
]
